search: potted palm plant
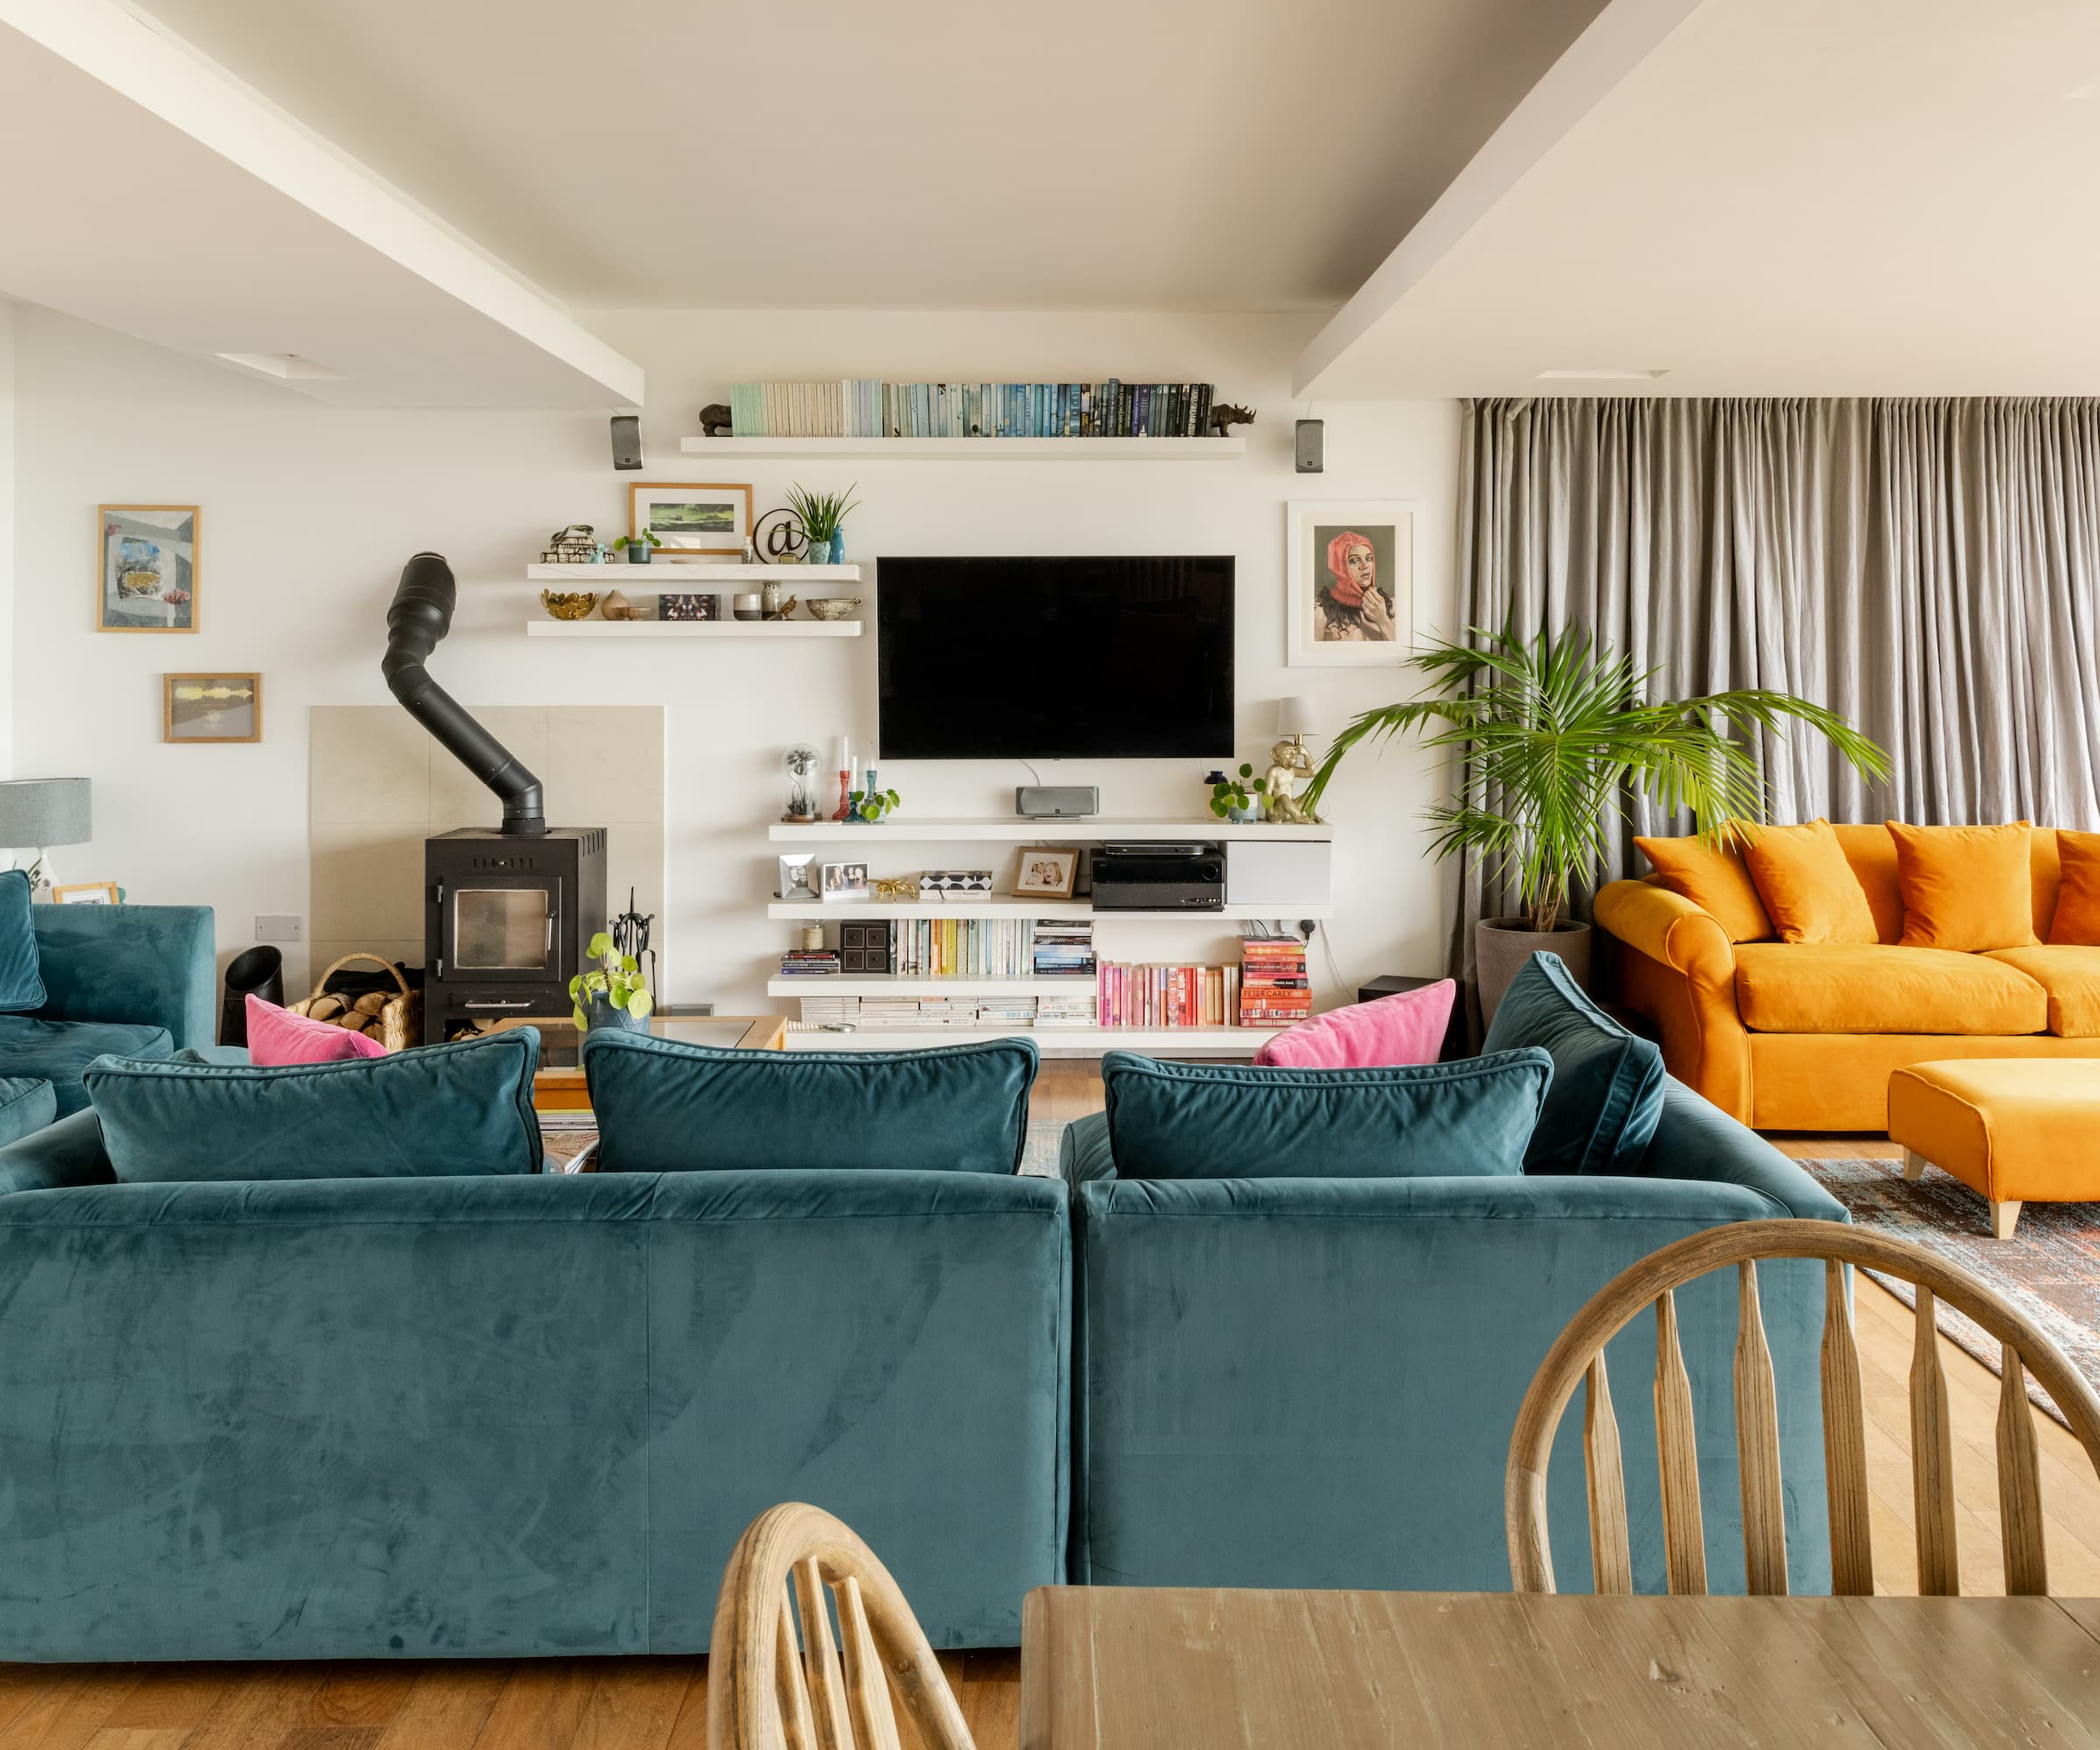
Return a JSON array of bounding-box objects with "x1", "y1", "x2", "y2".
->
[{"x1": 1304, "y1": 624, "x2": 1890, "y2": 1021}]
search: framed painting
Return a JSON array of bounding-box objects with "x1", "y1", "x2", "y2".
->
[
  {"x1": 164, "y1": 673, "x2": 262, "y2": 743},
  {"x1": 629, "y1": 482, "x2": 753, "y2": 558},
  {"x1": 1285, "y1": 500, "x2": 1417, "y2": 667},
  {"x1": 99, "y1": 505, "x2": 199, "y2": 632}
]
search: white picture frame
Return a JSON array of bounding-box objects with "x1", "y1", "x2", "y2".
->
[
  {"x1": 1286, "y1": 500, "x2": 1418, "y2": 667},
  {"x1": 819, "y1": 860, "x2": 870, "y2": 903}
]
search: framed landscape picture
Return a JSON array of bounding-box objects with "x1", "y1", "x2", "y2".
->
[
  {"x1": 1285, "y1": 500, "x2": 1417, "y2": 667},
  {"x1": 164, "y1": 673, "x2": 262, "y2": 743},
  {"x1": 629, "y1": 481, "x2": 752, "y2": 558},
  {"x1": 99, "y1": 505, "x2": 199, "y2": 632}
]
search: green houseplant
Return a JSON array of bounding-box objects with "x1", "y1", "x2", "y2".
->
[
  {"x1": 1209, "y1": 763, "x2": 1269, "y2": 822},
  {"x1": 612, "y1": 531, "x2": 660, "y2": 564},
  {"x1": 570, "y1": 931, "x2": 654, "y2": 1032},
  {"x1": 1305, "y1": 624, "x2": 1890, "y2": 1018},
  {"x1": 784, "y1": 483, "x2": 862, "y2": 564}
]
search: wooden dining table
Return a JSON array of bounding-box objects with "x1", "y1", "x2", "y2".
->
[{"x1": 1020, "y1": 1586, "x2": 2100, "y2": 1747}]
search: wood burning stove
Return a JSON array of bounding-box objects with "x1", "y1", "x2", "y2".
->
[{"x1": 384, "y1": 554, "x2": 609, "y2": 1040}]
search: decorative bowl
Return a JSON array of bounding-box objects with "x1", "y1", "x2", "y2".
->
[
  {"x1": 540, "y1": 590, "x2": 600, "y2": 620},
  {"x1": 805, "y1": 597, "x2": 864, "y2": 621}
]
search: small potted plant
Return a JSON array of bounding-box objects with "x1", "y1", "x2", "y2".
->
[
  {"x1": 570, "y1": 930, "x2": 654, "y2": 1032},
  {"x1": 784, "y1": 483, "x2": 863, "y2": 564},
  {"x1": 1209, "y1": 764, "x2": 1268, "y2": 822},
  {"x1": 612, "y1": 531, "x2": 661, "y2": 565},
  {"x1": 851, "y1": 783, "x2": 901, "y2": 824}
]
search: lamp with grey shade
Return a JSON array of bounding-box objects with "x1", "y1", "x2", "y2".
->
[{"x1": 0, "y1": 779, "x2": 91, "y2": 890}]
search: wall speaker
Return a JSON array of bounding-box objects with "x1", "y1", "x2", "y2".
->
[
  {"x1": 1294, "y1": 418, "x2": 1324, "y2": 473},
  {"x1": 610, "y1": 414, "x2": 643, "y2": 471},
  {"x1": 1016, "y1": 785, "x2": 1100, "y2": 819}
]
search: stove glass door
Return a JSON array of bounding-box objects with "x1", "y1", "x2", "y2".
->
[{"x1": 453, "y1": 886, "x2": 553, "y2": 972}]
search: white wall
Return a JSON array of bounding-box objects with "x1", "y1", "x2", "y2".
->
[{"x1": 10, "y1": 304, "x2": 1459, "y2": 1013}]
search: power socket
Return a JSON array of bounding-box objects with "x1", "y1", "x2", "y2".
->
[{"x1": 256, "y1": 914, "x2": 303, "y2": 942}]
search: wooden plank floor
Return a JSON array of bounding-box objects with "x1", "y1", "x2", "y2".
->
[{"x1": 1, "y1": 1063, "x2": 2092, "y2": 1749}]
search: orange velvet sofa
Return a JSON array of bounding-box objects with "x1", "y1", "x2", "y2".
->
[{"x1": 1594, "y1": 823, "x2": 2100, "y2": 1131}]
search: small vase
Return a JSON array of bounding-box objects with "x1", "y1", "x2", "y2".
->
[
  {"x1": 825, "y1": 530, "x2": 845, "y2": 564},
  {"x1": 760, "y1": 579, "x2": 785, "y2": 619}
]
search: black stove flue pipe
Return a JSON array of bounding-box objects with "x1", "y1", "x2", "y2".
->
[{"x1": 382, "y1": 552, "x2": 547, "y2": 836}]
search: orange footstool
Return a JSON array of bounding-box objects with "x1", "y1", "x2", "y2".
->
[{"x1": 1887, "y1": 1060, "x2": 2100, "y2": 1239}]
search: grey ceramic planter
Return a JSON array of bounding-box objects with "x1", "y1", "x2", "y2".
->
[{"x1": 1474, "y1": 918, "x2": 1592, "y2": 1027}]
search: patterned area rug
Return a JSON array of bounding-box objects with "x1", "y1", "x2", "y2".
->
[{"x1": 1796, "y1": 1155, "x2": 2100, "y2": 1427}]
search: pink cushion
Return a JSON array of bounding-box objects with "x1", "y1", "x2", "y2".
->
[
  {"x1": 1253, "y1": 980, "x2": 1456, "y2": 1069},
  {"x1": 246, "y1": 992, "x2": 388, "y2": 1066}
]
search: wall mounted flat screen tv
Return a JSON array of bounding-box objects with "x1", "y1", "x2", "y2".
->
[{"x1": 878, "y1": 556, "x2": 1234, "y2": 760}]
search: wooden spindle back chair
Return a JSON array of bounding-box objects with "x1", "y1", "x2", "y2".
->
[
  {"x1": 1507, "y1": 1218, "x2": 2100, "y2": 1597},
  {"x1": 709, "y1": 1502, "x2": 976, "y2": 1750}
]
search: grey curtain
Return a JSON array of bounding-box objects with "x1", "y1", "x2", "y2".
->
[{"x1": 1446, "y1": 396, "x2": 2100, "y2": 984}]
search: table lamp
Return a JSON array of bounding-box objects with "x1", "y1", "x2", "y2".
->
[
  {"x1": 0, "y1": 779, "x2": 91, "y2": 891},
  {"x1": 1275, "y1": 697, "x2": 1320, "y2": 749}
]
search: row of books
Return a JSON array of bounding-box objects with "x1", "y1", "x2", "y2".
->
[
  {"x1": 1241, "y1": 935, "x2": 1312, "y2": 1025},
  {"x1": 1032, "y1": 920, "x2": 1096, "y2": 977},
  {"x1": 895, "y1": 917, "x2": 1037, "y2": 978},
  {"x1": 1096, "y1": 962, "x2": 1242, "y2": 1030},
  {"x1": 726, "y1": 380, "x2": 1221, "y2": 440},
  {"x1": 794, "y1": 995, "x2": 1100, "y2": 1030}
]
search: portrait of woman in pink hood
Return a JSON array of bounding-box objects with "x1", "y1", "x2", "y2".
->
[{"x1": 1314, "y1": 528, "x2": 1396, "y2": 641}]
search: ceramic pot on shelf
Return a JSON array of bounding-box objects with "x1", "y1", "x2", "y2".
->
[
  {"x1": 584, "y1": 993, "x2": 648, "y2": 1034},
  {"x1": 1474, "y1": 918, "x2": 1592, "y2": 1026}
]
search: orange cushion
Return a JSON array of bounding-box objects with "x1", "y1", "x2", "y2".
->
[
  {"x1": 1732, "y1": 944, "x2": 2047, "y2": 1035},
  {"x1": 1739, "y1": 821, "x2": 1879, "y2": 945},
  {"x1": 1984, "y1": 946, "x2": 2100, "y2": 1038},
  {"x1": 1888, "y1": 821, "x2": 2037, "y2": 951},
  {"x1": 1830, "y1": 822, "x2": 1906, "y2": 942},
  {"x1": 1633, "y1": 836, "x2": 1773, "y2": 943},
  {"x1": 2051, "y1": 830, "x2": 2100, "y2": 945}
]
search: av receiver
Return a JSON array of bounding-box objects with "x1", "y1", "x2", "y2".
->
[{"x1": 1089, "y1": 843, "x2": 1224, "y2": 911}]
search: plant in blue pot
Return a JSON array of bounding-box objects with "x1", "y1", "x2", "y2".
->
[
  {"x1": 570, "y1": 930, "x2": 654, "y2": 1032},
  {"x1": 1209, "y1": 763, "x2": 1268, "y2": 823},
  {"x1": 612, "y1": 530, "x2": 661, "y2": 565},
  {"x1": 785, "y1": 482, "x2": 862, "y2": 565}
]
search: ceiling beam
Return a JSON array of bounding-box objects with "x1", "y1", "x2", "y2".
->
[{"x1": 1292, "y1": 0, "x2": 1704, "y2": 398}]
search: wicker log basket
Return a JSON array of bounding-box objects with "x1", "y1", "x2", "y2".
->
[{"x1": 288, "y1": 953, "x2": 420, "y2": 1051}]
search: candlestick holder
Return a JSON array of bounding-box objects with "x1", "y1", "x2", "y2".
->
[{"x1": 832, "y1": 771, "x2": 853, "y2": 821}]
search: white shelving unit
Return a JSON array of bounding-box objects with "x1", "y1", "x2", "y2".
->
[
  {"x1": 528, "y1": 620, "x2": 859, "y2": 640},
  {"x1": 769, "y1": 974, "x2": 1096, "y2": 998},
  {"x1": 769, "y1": 897, "x2": 1321, "y2": 921},
  {"x1": 682, "y1": 437, "x2": 1244, "y2": 461},
  {"x1": 766, "y1": 817, "x2": 1320, "y2": 1054},
  {"x1": 771, "y1": 817, "x2": 1329, "y2": 844},
  {"x1": 784, "y1": 1025, "x2": 1285, "y2": 1057},
  {"x1": 528, "y1": 563, "x2": 864, "y2": 584}
]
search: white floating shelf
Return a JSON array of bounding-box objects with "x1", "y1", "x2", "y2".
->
[
  {"x1": 769, "y1": 974, "x2": 1097, "y2": 998},
  {"x1": 767, "y1": 898, "x2": 1326, "y2": 921},
  {"x1": 681, "y1": 437, "x2": 1244, "y2": 461},
  {"x1": 784, "y1": 1025, "x2": 1283, "y2": 1056},
  {"x1": 769, "y1": 817, "x2": 1331, "y2": 844},
  {"x1": 528, "y1": 563, "x2": 864, "y2": 583},
  {"x1": 527, "y1": 620, "x2": 861, "y2": 639}
]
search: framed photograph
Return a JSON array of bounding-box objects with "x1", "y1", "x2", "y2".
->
[
  {"x1": 1286, "y1": 500, "x2": 1417, "y2": 667},
  {"x1": 1014, "y1": 846, "x2": 1080, "y2": 900},
  {"x1": 52, "y1": 882, "x2": 119, "y2": 905},
  {"x1": 776, "y1": 853, "x2": 818, "y2": 900},
  {"x1": 164, "y1": 673, "x2": 262, "y2": 743},
  {"x1": 99, "y1": 505, "x2": 199, "y2": 632},
  {"x1": 629, "y1": 482, "x2": 752, "y2": 558},
  {"x1": 819, "y1": 860, "x2": 870, "y2": 903}
]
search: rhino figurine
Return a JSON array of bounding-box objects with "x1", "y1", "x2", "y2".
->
[{"x1": 1208, "y1": 402, "x2": 1255, "y2": 438}]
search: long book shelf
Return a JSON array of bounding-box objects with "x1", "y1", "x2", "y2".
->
[{"x1": 784, "y1": 1024, "x2": 1285, "y2": 1056}]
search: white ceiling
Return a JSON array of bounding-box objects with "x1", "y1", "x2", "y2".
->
[
  {"x1": 1299, "y1": 0, "x2": 2100, "y2": 396},
  {"x1": 126, "y1": 0, "x2": 1605, "y2": 312},
  {"x1": 0, "y1": 0, "x2": 641, "y2": 407}
]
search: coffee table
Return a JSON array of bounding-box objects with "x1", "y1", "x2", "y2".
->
[{"x1": 530, "y1": 1014, "x2": 786, "y2": 1113}]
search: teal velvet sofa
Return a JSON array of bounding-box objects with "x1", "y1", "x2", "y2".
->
[
  {"x1": 1059, "y1": 1076, "x2": 1847, "y2": 1598},
  {"x1": 0, "y1": 1120, "x2": 1069, "y2": 1658},
  {"x1": 0, "y1": 904, "x2": 216, "y2": 1127}
]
